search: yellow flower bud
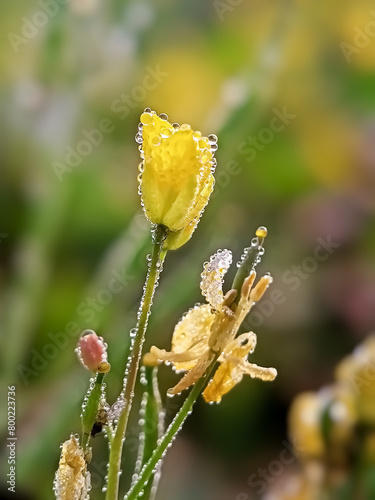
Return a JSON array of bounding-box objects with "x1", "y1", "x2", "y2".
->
[{"x1": 137, "y1": 109, "x2": 216, "y2": 238}]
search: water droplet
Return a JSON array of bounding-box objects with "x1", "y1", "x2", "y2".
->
[
  {"x1": 152, "y1": 135, "x2": 161, "y2": 146},
  {"x1": 208, "y1": 134, "x2": 218, "y2": 144},
  {"x1": 200, "y1": 153, "x2": 210, "y2": 163},
  {"x1": 160, "y1": 127, "x2": 172, "y2": 138},
  {"x1": 140, "y1": 112, "x2": 153, "y2": 125},
  {"x1": 159, "y1": 113, "x2": 168, "y2": 120}
]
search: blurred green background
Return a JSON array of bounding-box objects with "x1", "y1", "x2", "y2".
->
[{"x1": 1, "y1": 0, "x2": 375, "y2": 499}]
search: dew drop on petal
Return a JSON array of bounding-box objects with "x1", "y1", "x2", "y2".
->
[
  {"x1": 152, "y1": 135, "x2": 161, "y2": 146},
  {"x1": 160, "y1": 127, "x2": 172, "y2": 138},
  {"x1": 208, "y1": 134, "x2": 218, "y2": 144}
]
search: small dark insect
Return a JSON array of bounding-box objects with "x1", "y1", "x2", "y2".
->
[
  {"x1": 91, "y1": 403, "x2": 109, "y2": 437},
  {"x1": 91, "y1": 421, "x2": 103, "y2": 437}
]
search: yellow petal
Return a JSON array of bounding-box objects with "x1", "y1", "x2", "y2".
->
[
  {"x1": 171, "y1": 304, "x2": 214, "y2": 370},
  {"x1": 138, "y1": 111, "x2": 215, "y2": 232},
  {"x1": 169, "y1": 351, "x2": 213, "y2": 395},
  {"x1": 163, "y1": 219, "x2": 198, "y2": 251},
  {"x1": 203, "y1": 358, "x2": 244, "y2": 403},
  {"x1": 241, "y1": 361, "x2": 277, "y2": 381},
  {"x1": 150, "y1": 346, "x2": 202, "y2": 364},
  {"x1": 224, "y1": 332, "x2": 257, "y2": 358},
  {"x1": 203, "y1": 333, "x2": 275, "y2": 403},
  {"x1": 200, "y1": 249, "x2": 232, "y2": 309}
]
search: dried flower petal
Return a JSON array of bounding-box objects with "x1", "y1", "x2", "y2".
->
[
  {"x1": 203, "y1": 333, "x2": 276, "y2": 402},
  {"x1": 144, "y1": 235, "x2": 277, "y2": 402},
  {"x1": 200, "y1": 249, "x2": 232, "y2": 309},
  {"x1": 150, "y1": 304, "x2": 214, "y2": 371},
  {"x1": 54, "y1": 435, "x2": 91, "y2": 500}
]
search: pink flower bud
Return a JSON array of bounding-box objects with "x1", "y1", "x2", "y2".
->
[{"x1": 77, "y1": 330, "x2": 108, "y2": 372}]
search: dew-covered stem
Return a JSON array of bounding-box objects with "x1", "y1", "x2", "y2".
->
[
  {"x1": 81, "y1": 372, "x2": 105, "y2": 450},
  {"x1": 106, "y1": 224, "x2": 167, "y2": 500},
  {"x1": 231, "y1": 227, "x2": 267, "y2": 301},
  {"x1": 124, "y1": 356, "x2": 219, "y2": 500},
  {"x1": 133, "y1": 366, "x2": 165, "y2": 500}
]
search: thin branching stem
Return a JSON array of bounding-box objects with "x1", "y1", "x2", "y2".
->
[
  {"x1": 105, "y1": 225, "x2": 167, "y2": 500},
  {"x1": 124, "y1": 355, "x2": 219, "y2": 500}
]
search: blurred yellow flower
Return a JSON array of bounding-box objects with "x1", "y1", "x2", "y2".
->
[
  {"x1": 288, "y1": 392, "x2": 325, "y2": 460},
  {"x1": 137, "y1": 109, "x2": 216, "y2": 249},
  {"x1": 53, "y1": 435, "x2": 90, "y2": 500},
  {"x1": 145, "y1": 247, "x2": 277, "y2": 402},
  {"x1": 288, "y1": 386, "x2": 357, "y2": 463},
  {"x1": 336, "y1": 335, "x2": 375, "y2": 425}
]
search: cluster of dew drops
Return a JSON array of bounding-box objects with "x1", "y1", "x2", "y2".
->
[
  {"x1": 236, "y1": 234, "x2": 266, "y2": 269},
  {"x1": 53, "y1": 433, "x2": 92, "y2": 500},
  {"x1": 131, "y1": 366, "x2": 166, "y2": 489},
  {"x1": 200, "y1": 248, "x2": 233, "y2": 309},
  {"x1": 135, "y1": 108, "x2": 218, "y2": 191}
]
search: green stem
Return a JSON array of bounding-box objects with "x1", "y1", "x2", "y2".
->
[
  {"x1": 231, "y1": 232, "x2": 265, "y2": 301},
  {"x1": 124, "y1": 356, "x2": 219, "y2": 500},
  {"x1": 134, "y1": 366, "x2": 164, "y2": 500},
  {"x1": 81, "y1": 372, "x2": 105, "y2": 450},
  {"x1": 105, "y1": 225, "x2": 167, "y2": 500}
]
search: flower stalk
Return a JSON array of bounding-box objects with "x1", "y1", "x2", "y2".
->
[
  {"x1": 124, "y1": 354, "x2": 219, "y2": 500},
  {"x1": 81, "y1": 372, "x2": 105, "y2": 450},
  {"x1": 127, "y1": 229, "x2": 275, "y2": 498},
  {"x1": 132, "y1": 365, "x2": 165, "y2": 500},
  {"x1": 231, "y1": 226, "x2": 267, "y2": 299},
  {"x1": 105, "y1": 224, "x2": 167, "y2": 500}
]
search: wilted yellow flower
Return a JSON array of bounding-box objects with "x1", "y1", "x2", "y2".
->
[
  {"x1": 145, "y1": 247, "x2": 277, "y2": 402},
  {"x1": 136, "y1": 109, "x2": 216, "y2": 249},
  {"x1": 54, "y1": 435, "x2": 91, "y2": 500}
]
